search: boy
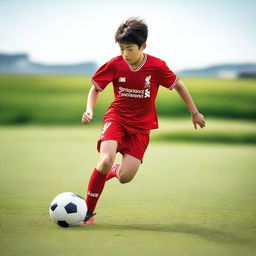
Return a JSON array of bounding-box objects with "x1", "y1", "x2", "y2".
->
[{"x1": 81, "y1": 17, "x2": 206, "y2": 225}]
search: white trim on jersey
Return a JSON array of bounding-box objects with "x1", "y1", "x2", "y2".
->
[
  {"x1": 126, "y1": 54, "x2": 147, "y2": 72},
  {"x1": 169, "y1": 76, "x2": 179, "y2": 90},
  {"x1": 91, "y1": 78, "x2": 103, "y2": 91}
]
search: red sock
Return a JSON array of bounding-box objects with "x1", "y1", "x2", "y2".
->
[
  {"x1": 86, "y1": 168, "x2": 107, "y2": 213},
  {"x1": 105, "y1": 164, "x2": 120, "y2": 181}
]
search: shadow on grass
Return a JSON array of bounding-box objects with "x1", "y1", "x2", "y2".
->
[{"x1": 78, "y1": 223, "x2": 254, "y2": 245}]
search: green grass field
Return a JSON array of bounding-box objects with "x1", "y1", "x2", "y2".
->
[{"x1": 0, "y1": 124, "x2": 255, "y2": 256}]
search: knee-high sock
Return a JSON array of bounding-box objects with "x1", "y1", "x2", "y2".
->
[
  {"x1": 86, "y1": 168, "x2": 106, "y2": 213},
  {"x1": 105, "y1": 164, "x2": 120, "y2": 181}
]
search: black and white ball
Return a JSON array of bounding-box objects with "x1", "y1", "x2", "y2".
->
[{"x1": 49, "y1": 192, "x2": 87, "y2": 227}]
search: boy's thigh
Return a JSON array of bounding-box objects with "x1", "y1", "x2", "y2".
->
[
  {"x1": 119, "y1": 154, "x2": 141, "y2": 182},
  {"x1": 99, "y1": 140, "x2": 118, "y2": 155},
  {"x1": 96, "y1": 140, "x2": 118, "y2": 172}
]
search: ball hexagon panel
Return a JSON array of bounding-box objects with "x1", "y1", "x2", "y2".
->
[
  {"x1": 64, "y1": 202, "x2": 77, "y2": 214},
  {"x1": 58, "y1": 220, "x2": 69, "y2": 228},
  {"x1": 50, "y1": 203, "x2": 57, "y2": 211}
]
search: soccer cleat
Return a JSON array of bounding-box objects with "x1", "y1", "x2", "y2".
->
[
  {"x1": 79, "y1": 211, "x2": 96, "y2": 226},
  {"x1": 83, "y1": 216, "x2": 94, "y2": 225},
  {"x1": 84, "y1": 211, "x2": 96, "y2": 222}
]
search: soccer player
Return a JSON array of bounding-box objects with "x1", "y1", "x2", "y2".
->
[{"x1": 81, "y1": 17, "x2": 206, "y2": 225}]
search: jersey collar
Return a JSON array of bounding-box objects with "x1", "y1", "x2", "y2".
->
[{"x1": 125, "y1": 53, "x2": 147, "y2": 72}]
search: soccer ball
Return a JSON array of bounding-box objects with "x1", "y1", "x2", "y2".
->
[{"x1": 49, "y1": 192, "x2": 87, "y2": 227}]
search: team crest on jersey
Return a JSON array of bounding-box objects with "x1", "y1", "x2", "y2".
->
[
  {"x1": 118, "y1": 77, "x2": 126, "y2": 82},
  {"x1": 144, "y1": 75, "x2": 151, "y2": 88}
]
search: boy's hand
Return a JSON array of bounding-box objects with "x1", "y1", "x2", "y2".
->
[
  {"x1": 82, "y1": 111, "x2": 93, "y2": 124},
  {"x1": 192, "y1": 112, "x2": 206, "y2": 129}
]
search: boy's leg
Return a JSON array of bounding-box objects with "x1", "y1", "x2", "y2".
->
[
  {"x1": 118, "y1": 154, "x2": 141, "y2": 183},
  {"x1": 105, "y1": 154, "x2": 140, "y2": 183},
  {"x1": 117, "y1": 132, "x2": 148, "y2": 183},
  {"x1": 85, "y1": 140, "x2": 118, "y2": 216},
  {"x1": 105, "y1": 163, "x2": 121, "y2": 181},
  {"x1": 105, "y1": 154, "x2": 140, "y2": 182},
  {"x1": 106, "y1": 132, "x2": 149, "y2": 183}
]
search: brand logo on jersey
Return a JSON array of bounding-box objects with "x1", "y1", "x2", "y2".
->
[
  {"x1": 144, "y1": 89, "x2": 150, "y2": 98},
  {"x1": 144, "y1": 75, "x2": 151, "y2": 88},
  {"x1": 101, "y1": 122, "x2": 111, "y2": 138},
  {"x1": 118, "y1": 77, "x2": 126, "y2": 82}
]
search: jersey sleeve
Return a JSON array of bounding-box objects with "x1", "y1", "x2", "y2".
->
[
  {"x1": 91, "y1": 59, "x2": 114, "y2": 91},
  {"x1": 157, "y1": 60, "x2": 179, "y2": 90}
]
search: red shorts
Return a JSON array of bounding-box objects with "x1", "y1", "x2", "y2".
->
[{"x1": 97, "y1": 121, "x2": 150, "y2": 161}]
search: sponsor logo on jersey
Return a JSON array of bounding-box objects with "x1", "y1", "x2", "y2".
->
[
  {"x1": 118, "y1": 86, "x2": 151, "y2": 98},
  {"x1": 144, "y1": 89, "x2": 150, "y2": 98},
  {"x1": 118, "y1": 77, "x2": 126, "y2": 82},
  {"x1": 118, "y1": 87, "x2": 144, "y2": 98}
]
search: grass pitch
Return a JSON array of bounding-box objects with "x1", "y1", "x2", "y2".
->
[{"x1": 0, "y1": 125, "x2": 255, "y2": 256}]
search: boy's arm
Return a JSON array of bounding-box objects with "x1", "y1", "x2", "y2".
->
[
  {"x1": 174, "y1": 80, "x2": 206, "y2": 129},
  {"x1": 81, "y1": 86, "x2": 100, "y2": 124}
]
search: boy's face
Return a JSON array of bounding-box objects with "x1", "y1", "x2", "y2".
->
[{"x1": 119, "y1": 42, "x2": 146, "y2": 66}]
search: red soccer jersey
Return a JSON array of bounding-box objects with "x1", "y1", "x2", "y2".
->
[{"x1": 91, "y1": 54, "x2": 179, "y2": 130}]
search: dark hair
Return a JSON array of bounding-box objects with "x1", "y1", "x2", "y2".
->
[{"x1": 115, "y1": 17, "x2": 148, "y2": 48}]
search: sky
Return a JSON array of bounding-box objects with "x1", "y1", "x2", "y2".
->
[{"x1": 0, "y1": 0, "x2": 255, "y2": 71}]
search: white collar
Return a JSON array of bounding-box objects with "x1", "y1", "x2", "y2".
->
[{"x1": 126, "y1": 53, "x2": 147, "y2": 72}]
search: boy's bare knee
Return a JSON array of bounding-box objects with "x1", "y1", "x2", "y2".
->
[
  {"x1": 97, "y1": 154, "x2": 115, "y2": 173},
  {"x1": 119, "y1": 175, "x2": 133, "y2": 184}
]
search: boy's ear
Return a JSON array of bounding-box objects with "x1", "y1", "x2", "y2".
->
[{"x1": 141, "y1": 43, "x2": 147, "y2": 51}]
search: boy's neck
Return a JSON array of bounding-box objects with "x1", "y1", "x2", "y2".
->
[{"x1": 131, "y1": 53, "x2": 145, "y2": 68}]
